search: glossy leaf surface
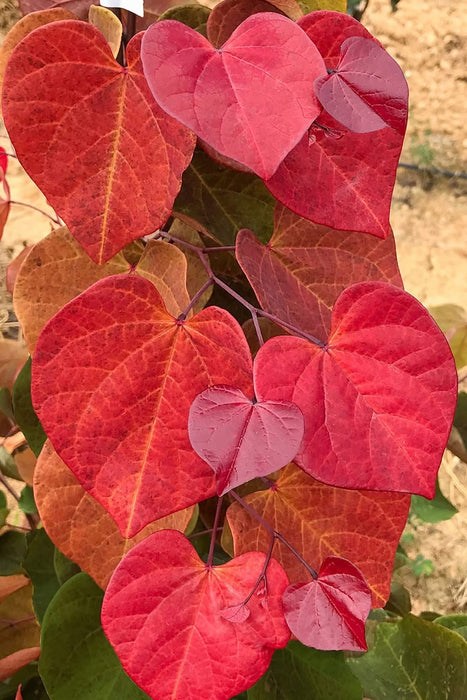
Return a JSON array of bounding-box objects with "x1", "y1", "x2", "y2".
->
[
  {"x1": 174, "y1": 149, "x2": 275, "y2": 245},
  {"x1": 188, "y1": 385, "x2": 304, "y2": 494},
  {"x1": 32, "y1": 275, "x2": 252, "y2": 536},
  {"x1": 34, "y1": 441, "x2": 194, "y2": 589},
  {"x1": 349, "y1": 615, "x2": 467, "y2": 699},
  {"x1": 102, "y1": 530, "x2": 290, "y2": 700},
  {"x1": 248, "y1": 641, "x2": 362, "y2": 699},
  {"x1": 283, "y1": 557, "x2": 371, "y2": 651},
  {"x1": 315, "y1": 37, "x2": 408, "y2": 134},
  {"x1": 254, "y1": 282, "x2": 457, "y2": 496},
  {"x1": 40, "y1": 573, "x2": 149, "y2": 699},
  {"x1": 236, "y1": 204, "x2": 402, "y2": 341},
  {"x1": 266, "y1": 12, "x2": 405, "y2": 237},
  {"x1": 226, "y1": 463, "x2": 410, "y2": 606},
  {"x1": 142, "y1": 14, "x2": 325, "y2": 178},
  {"x1": 3, "y1": 22, "x2": 195, "y2": 263}
]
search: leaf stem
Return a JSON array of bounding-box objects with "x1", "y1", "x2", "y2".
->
[
  {"x1": 188, "y1": 526, "x2": 223, "y2": 540},
  {"x1": 8, "y1": 200, "x2": 60, "y2": 225},
  {"x1": 230, "y1": 490, "x2": 318, "y2": 579},
  {"x1": 157, "y1": 229, "x2": 325, "y2": 347},
  {"x1": 241, "y1": 533, "x2": 275, "y2": 605},
  {"x1": 206, "y1": 495, "x2": 224, "y2": 568},
  {"x1": 178, "y1": 278, "x2": 214, "y2": 321}
]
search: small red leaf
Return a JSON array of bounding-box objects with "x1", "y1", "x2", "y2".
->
[
  {"x1": 220, "y1": 602, "x2": 251, "y2": 623},
  {"x1": 102, "y1": 530, "x2": 290, "y2": 699},
  {"x1": 141, "y1": 13, "x2": 326, "y2": 179},
  {"x1": 3, "y1": 22, "x2": 195, "y2": 263},
  {"x1": 15, "y1": 686, "x2": 22, "y2": 700},
  {"x1": 188, "y1": 385, "x2": 304, "y2": 494},
  {"x1": 315, "y1": 37, "x2": 408, "y2": 134},
  {"x1": 254, "y1": 282, "x2": 457, "y2": 496},
  {"x1": 282, "y1": 556, "x2": 371, "y2": 651},
  {"x1": 32, "y1": 274, "x2": 253, "y2": 537},
  {"x1": 265, "y1": 12, "x2": 406, "y2": 237}
]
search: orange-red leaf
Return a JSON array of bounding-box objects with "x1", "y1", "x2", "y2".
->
[
  {"x1": 13, "y1": 229, "x2": 191, "y2": 351},
  {"x1": 226, "y1": 463, "x2": 410, "y2": 607},
  {"x1": 0, "y1": 8, "x2": 74, "y2": 96},
  {"x1": 102, "y1": 530, "x2": 290, "y2": 699},
  {"x1": 3, "y1": 21, "x2": 195, "y2": 263},
  {"x1": 236, "y1": 204, "x2": 402, "y2": 341},
  {"x1": 32, "y1": 275, "x2": 253, "y2": 537},
  {"x1": 34, "y1": 440, "x2": 195, "y2": 589}
]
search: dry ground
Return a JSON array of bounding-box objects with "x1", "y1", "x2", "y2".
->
[{"x1": 0, "y1": 0, "x2": 466, "y2": 614}]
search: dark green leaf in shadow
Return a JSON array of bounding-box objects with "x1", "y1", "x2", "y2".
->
[
  {"x1": 39, "y1": 573, "x2": 149, "y2": 699},
  {"x1": 12, "y1": 358, "x2": 46, "y2": 458},
  {"x1": 248, "y1": 641, "x2": 362, "y2": 699},
  {"x1": 174, "y1": 149, "x2": 274, "y2": 245}
]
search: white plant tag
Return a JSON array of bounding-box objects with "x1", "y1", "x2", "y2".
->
[{"x1": 100, "y1": 0, "x2": 144, "y2": 18}]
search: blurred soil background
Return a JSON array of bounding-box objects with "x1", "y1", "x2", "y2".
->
[{"x1": 0, "y1": 0, "x2": 465, "y2": 616}]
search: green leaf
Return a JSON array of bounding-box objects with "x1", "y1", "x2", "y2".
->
[
  {"x1": 23, "y1": 530, "x2": 60, "y2": 623},
  {"x1": 0, "y1": 491, "x2": 9, "y2": 528},
  {"x1": 454, "y1": 392, "x2": 467, "y2": 449},
  {"x1": 411, "y1": 479, "x2": 458, "y2": 523},
  {"x1": 158, "y1": 4, "x2": 210, "y2": 36},
  {"x1": 12, "y1": 358, "x2": 47, "y2": 458},
  {"x1": 435, "y1": 614, "x2": 467, "y2": 640},
  {"x1": 39, "y1": 573, "x2": 150, "y2": 699},
  {"x1": 0, "y1": 531, "x2": 26, "y2": 575},
  {"x1": 174, "y1": 148, "x2": 274, "y2": 245},
  {"x1": 0, "y1": 388, "x2": 14, "y2": 424},
  {"x1": 430, "y1": 304, "x2": 467, "y2": 369},
  {"x1": 248, "y1": 641, "x2": 362, "y2": 699},
  {"x1": 0, "y1": 664, "x2": 45, "y2": 700},
  {"x1": 0, "y1": 446, "x2": 21, "y2": 480},
  {"x1": 18, "y1": 486, "x2": 37, "y2": 515},
  {"x1": 53, "y1": 548, "x2": 80, "y2": 586},
  {"x1": 349, "y1": 614, "x2": 467, "y2": 699},
  {"x1": 300, "y1": 0, "x2": 346, "y2": 12},
  {"x1": 384, "y1": 582, "x2": 411, "y2": 617}
]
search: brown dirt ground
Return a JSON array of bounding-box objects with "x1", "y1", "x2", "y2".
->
[{"x1": 0, "y1": 0, "x2": 466, "y2": 615}]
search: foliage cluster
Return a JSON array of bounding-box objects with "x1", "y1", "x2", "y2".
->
[{"x1": 0, "y1": 0, "x2": 465, "y2": 698}]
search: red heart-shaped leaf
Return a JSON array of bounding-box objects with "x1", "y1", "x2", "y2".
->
[
  {"x1": 265, "y1": 12, "x2": 406, "y2": 237},
  {"x1": 282, "y1": 556, "x2": 371, "y2": 651},
  {"x1": 2, "y1": 21, "x2": 195, "y2": 263},
  {"x1": 188, "y1": 385, "x2": 304, "y2": 494},
  {"x1": 315, "y1": 36, "x2": 408, "y2": 134},
  {"x1": 102, "y1": 530, "x2": 290, "y2": 699},
  {"x1": 236, "y1": 203, "x2": 402, "y2": 342},
  {"x1": 254, "y1": 282, "x2": 457, "y2": 497},
  {"x1": 141, "y1": 13, "x2": 325, "y2": 179},
  {"x1": 32, "y1": 274, "x2": 253, "y2": 537}
]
